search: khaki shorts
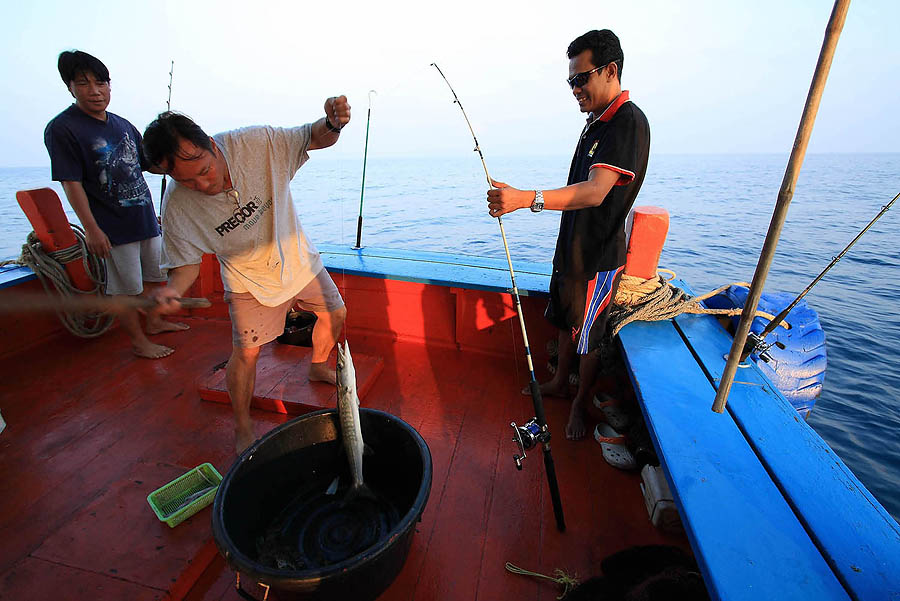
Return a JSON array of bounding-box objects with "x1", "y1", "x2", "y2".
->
[
  {"x1": 225, "y1": 268, "x2": 344, "y2": 348},
  {"x1": 104, "y1": 236, "x2": 167, "y2": 296}
]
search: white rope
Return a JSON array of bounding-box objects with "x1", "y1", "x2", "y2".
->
[
  {"x1": 608, "y1": 271, "x2": 782, "y2": 338},
  {"x1": 2, "y1": 225, "x2": 114, "y2": 338}
]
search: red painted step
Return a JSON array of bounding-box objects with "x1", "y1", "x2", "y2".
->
[{"x1": 197, "y1": 344, "x2": 384, "y2": 415}]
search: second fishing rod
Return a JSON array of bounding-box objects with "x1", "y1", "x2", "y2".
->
[
  {"x1": 743, "y1": 188, "x2": 899, "y2": 361},
  {"x1": 431, "y1": 62, "x2": 566, "y2": 532}
]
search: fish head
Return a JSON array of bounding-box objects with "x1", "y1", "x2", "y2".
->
[
  {"x1": 343, "y1": 340, "x2": 356, "y2": 376},
  {"x1": 336, "y1": 341, "x2": 346, "y2": 372},
  {"x1": 335, "y1": 341, "x2": 356, "y2": 393}
]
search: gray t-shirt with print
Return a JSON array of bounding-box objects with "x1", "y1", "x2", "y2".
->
[{"x1": 161, "y1": 125, "x2": 324, "y2": 306}]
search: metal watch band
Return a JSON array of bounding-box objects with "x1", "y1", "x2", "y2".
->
[{"x1": 530, "y1": 190, "x2": 544, "y2": 213}]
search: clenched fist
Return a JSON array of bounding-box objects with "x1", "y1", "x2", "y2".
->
[{"x1": 325, "y1": 95, "x2": 351, "y2": 129}]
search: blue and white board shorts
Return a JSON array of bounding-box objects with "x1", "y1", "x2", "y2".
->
[
  {"x1": 546, "y1": 266, "x2": 624, "y2": 355},
  {"x1": 104, "y1": 235, "x2": 167, "y2": 296}
]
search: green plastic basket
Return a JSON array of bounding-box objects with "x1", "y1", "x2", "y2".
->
[{"x1": 147, "y1": 463, "x2": 222, "y2": 528}]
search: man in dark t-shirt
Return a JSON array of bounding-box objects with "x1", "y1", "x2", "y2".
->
[
  {"x1": 486, "y1": 29, "x2": 650, "y2": 440},
  {"x1": 44, "y1": 50, "x2": 186, "y2": 359}
]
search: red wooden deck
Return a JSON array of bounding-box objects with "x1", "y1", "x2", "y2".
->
[{"x1": 0, "y1": 276, "x2": 687, "y2": 600}]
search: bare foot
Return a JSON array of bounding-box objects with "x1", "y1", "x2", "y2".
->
[
  {"x1": 146, "y1": 319, "x2": 190, "y2": 334},
  {"x1": 132, "y1": 341, "x2": 174, "y2": 359},
  {"x1": 235, "y1": 426, "x2": 255, "y2": 454},
  {"x1": 565, "y1": 398, "x2": 588, "y2": 440},
  {"x1": 309, "y1": 361, "x2": 336, "y2": 385}
]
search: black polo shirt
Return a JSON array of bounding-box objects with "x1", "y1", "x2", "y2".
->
[{"x1": 552, "y1": 91, "x2": 650, "y2": 278}]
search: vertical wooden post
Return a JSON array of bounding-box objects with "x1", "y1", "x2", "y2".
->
[{"x1": 713, "y1": 0, "x2": 851, "y2": 413}]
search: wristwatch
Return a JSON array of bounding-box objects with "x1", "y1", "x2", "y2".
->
[
  {"x1": 530, "y1": 190, "x2": 544, "y2": 213},
  {"x1": 325, "y1": 117, "x2": 342, "y2": 133}
]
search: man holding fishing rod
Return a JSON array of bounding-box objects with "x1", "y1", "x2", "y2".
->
[
  {"x1": 142, "y1": 97, "x2": 351, "y2": 452},
  {"x1": 487, "y1": 30, "x2": 650, "y2": 441},
  {"x1": 45, "y1": 50, "x2": 188, "y2": 360}
]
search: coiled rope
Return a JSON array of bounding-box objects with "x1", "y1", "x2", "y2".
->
[
  {"x1": 609, "y1": 269, "x2": 781, "y2": 338},
  {"x1": 0, "y1": 225, "x2": 114, "y2": 337}
]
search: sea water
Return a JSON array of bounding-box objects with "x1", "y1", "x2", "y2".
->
[{"x1": 2, "y1": 153, "x2": 898, "y2": 521}]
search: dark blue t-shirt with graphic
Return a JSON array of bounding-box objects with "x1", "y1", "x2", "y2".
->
[{"x1": 44, "y1": 105, "x2": 160, "y2": 245}]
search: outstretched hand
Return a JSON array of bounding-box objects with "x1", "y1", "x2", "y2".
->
[
  {"x1": 486, "y1": 178, "x2": 533, "y2": 218},
  {"x1": 148, "y1": 286, "x2": 182, "y2": 315},
  {"x1": 325, "y1": 95, "x2": 351, "y2": 129}
]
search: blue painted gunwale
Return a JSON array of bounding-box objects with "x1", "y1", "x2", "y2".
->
[
  {"x1": 674, "y1": 283, "x2": 900, "y2": 600},
  {"x1": 618, "y1": 318, "x2": 850, "y2": 601},
  {"x1": 0, "y1": 265, "x2": 35, "y2": 290},
  {"x1": 317, "y1": 244, "x2": 552, "y2": 296}
]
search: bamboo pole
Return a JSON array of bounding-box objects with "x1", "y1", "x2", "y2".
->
[{"x1": 712, "y1": 0, "x2": 851, "y2": 413}]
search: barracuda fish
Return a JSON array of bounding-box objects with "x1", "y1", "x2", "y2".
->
[{"x1": 336, "y1": 341, "x2": 371, "y2": 497}]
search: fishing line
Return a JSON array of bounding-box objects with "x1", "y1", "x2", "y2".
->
[
  {"x1": 336, "y1": 113, "x2": 350, "y2": 345},
  {"x1": 431, "y1": 62, "x2": 566, "y2": 532}
]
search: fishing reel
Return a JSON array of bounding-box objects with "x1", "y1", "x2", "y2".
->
[
  {"x1": 743, "y1": 332, "x2": 786, "y2": 364},
  {"x1": 510, "y1": 418, "x2": 550, "y2": 470}
]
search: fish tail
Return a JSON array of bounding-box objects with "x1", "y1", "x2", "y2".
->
[{"x1": 342, "y1": 482, "x2": 377, "y2": 504}]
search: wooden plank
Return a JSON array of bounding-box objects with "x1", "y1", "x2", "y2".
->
[
  {"x1": 405, "y1": 354, "x2": 504, "y2": 601},
  {"x1": 0, "y1": 556, "x2": 163, "y2": 600},
  {"x1": 618, "y1": 319, "x2": 850, "y2": 601},
  {"x1": 31, "y1": 462, "x2": 218, "y2": 591},
  {"x1": 319, "y1": 244, "x2": 551, "y2": 296},
  {"x1": 674, "y1": 309, "x2": 900, "y2": 600},
  {"x1": 370, "y1": 342, "x2": 472, "y2": 601},
  {"x1": 0, "y1": 319, "x2": 241, "y2": 579},
  {"x1": 319, "y1": 244, "x2": 553, "y2": 278},
  {"x1": 197, "y1": 344, "x2": 384, "y2": 415}
]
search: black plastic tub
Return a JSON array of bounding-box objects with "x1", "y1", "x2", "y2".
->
[{"x1": 212, "y1": 408, "x2": 432, "y2": 600}]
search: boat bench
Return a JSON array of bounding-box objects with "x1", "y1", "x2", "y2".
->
[{"x1": 618, "y1": 281, "x2": 900, "y2": 601}]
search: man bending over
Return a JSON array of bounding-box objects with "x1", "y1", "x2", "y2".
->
[{"x1": 144, "y1": 99, "x2": 350, "y2": 452}]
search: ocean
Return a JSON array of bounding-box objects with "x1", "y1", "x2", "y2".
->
[{"x1": 2, "y1": 153, "x2": 898, "y2": 521}]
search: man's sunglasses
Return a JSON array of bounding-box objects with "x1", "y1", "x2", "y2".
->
[{"x1": 567, "y1": 62, "x2": 613, "y2": 89}]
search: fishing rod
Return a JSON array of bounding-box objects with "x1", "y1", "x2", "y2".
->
[
  {"x1": 354, "y1": 90, "x2": 377, "y2": 249},
  {"x1": 160, "y1": 60, "x2": 174, "y2": 204},
  {"x1": 743, "y1": 189, "x2": 898, "y2": 361},
  {"x1": 431, "y1": 62, "x2": 566, "y2": 532}
]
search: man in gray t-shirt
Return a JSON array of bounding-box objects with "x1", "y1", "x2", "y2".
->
[{"x1": 144, "y1": 97, "x2": 351, "y2": 452}]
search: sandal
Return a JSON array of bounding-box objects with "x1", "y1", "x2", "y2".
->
[
  {"x1": 594, "y1": 423, "x2": 637, "y2": 470},
  {"x1": 593, "y1": 392, "x2": 632, "y2": 431}
]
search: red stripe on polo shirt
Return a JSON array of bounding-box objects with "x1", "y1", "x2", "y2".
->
[
  {"x1": 589, "y1": 163, "x2": 635, "y2": 185},
  {"x1": 595, "y1": 90, "x2": 631, "y2": 122}
]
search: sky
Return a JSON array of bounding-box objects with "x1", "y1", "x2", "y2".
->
[{"x1": 1, "y1": 0, "x2": 898, "y2": 168}]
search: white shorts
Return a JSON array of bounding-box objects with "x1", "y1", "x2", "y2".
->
[
  {"x1": 225, "y1": 268, "x2": 345, "y2": 348},
  {"x1": 104, "y1": 236, "x2": 167, "y2": 296}
]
